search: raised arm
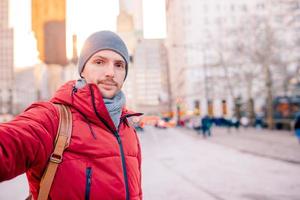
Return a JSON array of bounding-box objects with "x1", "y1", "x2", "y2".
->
[{"x1": 0, "y1": 102, "x2": 59, "y2": 181}]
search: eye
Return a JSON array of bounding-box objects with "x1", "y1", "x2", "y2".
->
[
  {"x1": 115, "y1": 62, "x2": 125, "y2": 69},
  {"x1": 94, "y1": 59, "x2": 104, "y2": 65}
]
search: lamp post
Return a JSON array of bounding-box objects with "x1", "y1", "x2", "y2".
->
[
  {"x1": 176, "y1": 103, "x2": 181, "y2": 126},
  {"x1": 202, "y1": 49, "x2": 212, "y2": 117},
  {"x1": 164, "y1": 44, "x2": 173, "y2": 118}
]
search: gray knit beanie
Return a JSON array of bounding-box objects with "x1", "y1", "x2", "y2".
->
[{"x1": 78, "y1": 31, "x2": 129, "y2": 79}]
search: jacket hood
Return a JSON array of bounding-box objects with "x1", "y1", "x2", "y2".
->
[{"x1": 50, "y1": 80, "x2": 141, "y2": 130}]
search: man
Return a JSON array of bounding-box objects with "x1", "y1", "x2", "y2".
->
[
  {"x1": 201, "y1": 115, "x2": 212, "y2": 137},
  {"x1": 0, "y1": 31, "x2": 142, "y2": 200}
]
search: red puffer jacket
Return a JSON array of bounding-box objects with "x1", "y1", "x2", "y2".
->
[{"x1": 0, "y1": 80, "x2": 143, "y2": 200}]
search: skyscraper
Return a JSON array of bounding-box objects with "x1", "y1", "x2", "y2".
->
[
  {"x1": 0, "y1": 0, "x2": 14, "y2": 114},
  {"x1": 32, "y1": 0, "x2": 67, "y2": 65},
  {"x1": 117, "y1": 0, "x2": 143, "y2": 53},
  {"x1": 117, "y1": 0, "x2": 144, "y2": 110}
]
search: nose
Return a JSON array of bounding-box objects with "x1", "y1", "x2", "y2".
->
[{"x1": 105, "y1": 62, "x2": 115, "y2": 78}]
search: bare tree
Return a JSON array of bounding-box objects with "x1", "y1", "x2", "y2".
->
[
  {"x1": 209, "y1": 20, "x2": 262, "y2": 123},
  {"x1": 210, "y1": 5, "x2": 299, "y2": 128},
  {"x1": 220, "y1": 12, "x2": 281, "y2": 128}
]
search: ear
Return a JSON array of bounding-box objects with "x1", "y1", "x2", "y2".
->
[
  {"x1": 80, "y1": 70, "x2": 85, "y2": 78},
  {"x1": 80, "y1": 64, "x2": 87, "y2": 78}
]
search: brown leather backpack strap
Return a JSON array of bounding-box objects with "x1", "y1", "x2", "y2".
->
[{"x1": 37, "y1": 104, "x2": 72, "y2": 200}]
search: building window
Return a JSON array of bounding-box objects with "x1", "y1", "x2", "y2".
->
[
  {"x1": 203, "y1": 4, "x2": 208, "y2": 12},
  {"x1": 186, "y1": 5, "x2": 191, "y2": 12},
  {"x1": 256, "y1": 4, "x2": 265, "y2": 10},
  {"x1": 215, "y1": 17, "x2": 222, "y2": 26},
  {"x1": 292, "y1": 1, "x2": 300, "y2": 9},
  {"x1": 204, "y1": 17, "x2": 209, "y2": 25},
  {"x1": 242, "y1": 4, "x2": 247, "y2": 12},
  {"x1": 231, "y1": 16, "x2": 236, "y2": 24},
  {"x1": 231, "y1": 4, "x2": 235, "y2": 11}
]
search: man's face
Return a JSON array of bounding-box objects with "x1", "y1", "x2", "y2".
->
[{"x1": 81, "y1": 50, "x2": 126, "y2": 99}]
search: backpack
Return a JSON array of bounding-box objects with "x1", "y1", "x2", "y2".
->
[{"x1": 26, "y1": 104, "x2": 72, "y2": 200}]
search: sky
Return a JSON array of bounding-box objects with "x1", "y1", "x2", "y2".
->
[
  {"x1": 143, "y1": 0, "x2": 167, "y2": 39},
  {"x1": 9, "y1": 0, "x2": 39, "y2": 67},
  {"x1": 8, "y1": 0, "x2": 166, "y2": 68}
]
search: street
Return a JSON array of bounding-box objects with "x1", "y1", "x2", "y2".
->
[
  {"x1": 140, "y1": 126, "x2": 300, "y2": 200},
  {"x1": 1, "y1": 126, "x2": 300, "y2": 200}
]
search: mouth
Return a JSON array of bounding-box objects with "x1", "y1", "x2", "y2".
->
[
  {"x1": 97, "y1": 81, "x2": 117, "y2": 90},
  {"x1": 97, "y1": 80, "x2": 117, "y2": 87}
]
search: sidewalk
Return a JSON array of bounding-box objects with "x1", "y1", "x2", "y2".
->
[{"x1": 181, "y1": 126, "x2": 300, "y2": 165}]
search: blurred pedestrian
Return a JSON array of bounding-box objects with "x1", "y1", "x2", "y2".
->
[
  {"x1": 201, "y1": 115, "x2": 212, "y2": 137},
  {"x1": 241, "y1": 116, "x2": 249, "y2": 128},
  {"x1": 224, "y1": 118, "x2": 232, "y2": 133},
  {"x1": 294, "y1": 115, "x2": 300, "y2": 144},
  {"x1": 232, "y1": 117, "x2": 240, "y2": 131},
  {"x1": 0, "y1": 31, "x2": 142, "y2": 200},
  {"x1": 255, "y1": 114, "x2": 263, "y2": 129}
]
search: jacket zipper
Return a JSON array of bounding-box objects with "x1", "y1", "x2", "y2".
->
[
  {"x1": 115, "y1": 130, "x2": 130, "y2": 200},
  {"x1": 89, "y1": 85, "x2": 130, "y2": 200},
  {"x1": 85, "y1": 167, "x2": 92, "y2": 200}
]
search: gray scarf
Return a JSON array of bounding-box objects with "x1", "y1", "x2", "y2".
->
[{"x1": 103, "y1": 91, "x2": 126, "y2": 129}]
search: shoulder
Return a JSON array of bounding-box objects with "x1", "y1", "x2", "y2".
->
[
  {"x1": 25, "y1": 101, "x2": 57, "y2": 111},
  {"x1": 25, "y1": 101, "x2": 58, "y2": 114},
  {"x1": 17, "y1": 101, "x2": 60, "y2": 124}
]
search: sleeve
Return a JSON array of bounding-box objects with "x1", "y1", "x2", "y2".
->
[
  {"x1": 135, "y1": 131, "x2": 143, "y2": 199},
  {"x1": 0, "y1": 102, "x2": 59, "y2": 181}
]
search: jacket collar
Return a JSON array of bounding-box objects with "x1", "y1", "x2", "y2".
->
[{"x1": 51, "y1": 80, "x2": 141, "y2": 131}]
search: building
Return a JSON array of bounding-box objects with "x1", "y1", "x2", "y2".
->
[
  {"x1": 0, "y1": 0, "x2": 14, "y2": 114},
  {"x1": 272, "y1": 0, "x2": 300, "y2": 96},
  {"x1": 117, "y1": 0, "x2": 144, "y2": 110},
  {"x1": 165, "y1": 0, "x2": 284, "y2": 118},
  {"x1": 31, "y1": 0, "x2": 68, "y2": 98},
  {"x1": 117, "y1": 0, "x2": 143, "y2": 44},
  {"x1": 13, "y1": 62, "x2": 59, "y2": 114},
  {"x1": 133, "y1": 39, "x2": 168, "y2": 114},
  {"x1": 14, "y1": 66, "x2": 38, "y2": 114},
  {"x1": 32, "y1": 0, "x2": 67, "y2": 65}
]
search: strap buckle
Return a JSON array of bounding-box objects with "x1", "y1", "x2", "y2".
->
[{"x1": 50, "y1": 153, "x2": 62, "y2": 164}]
